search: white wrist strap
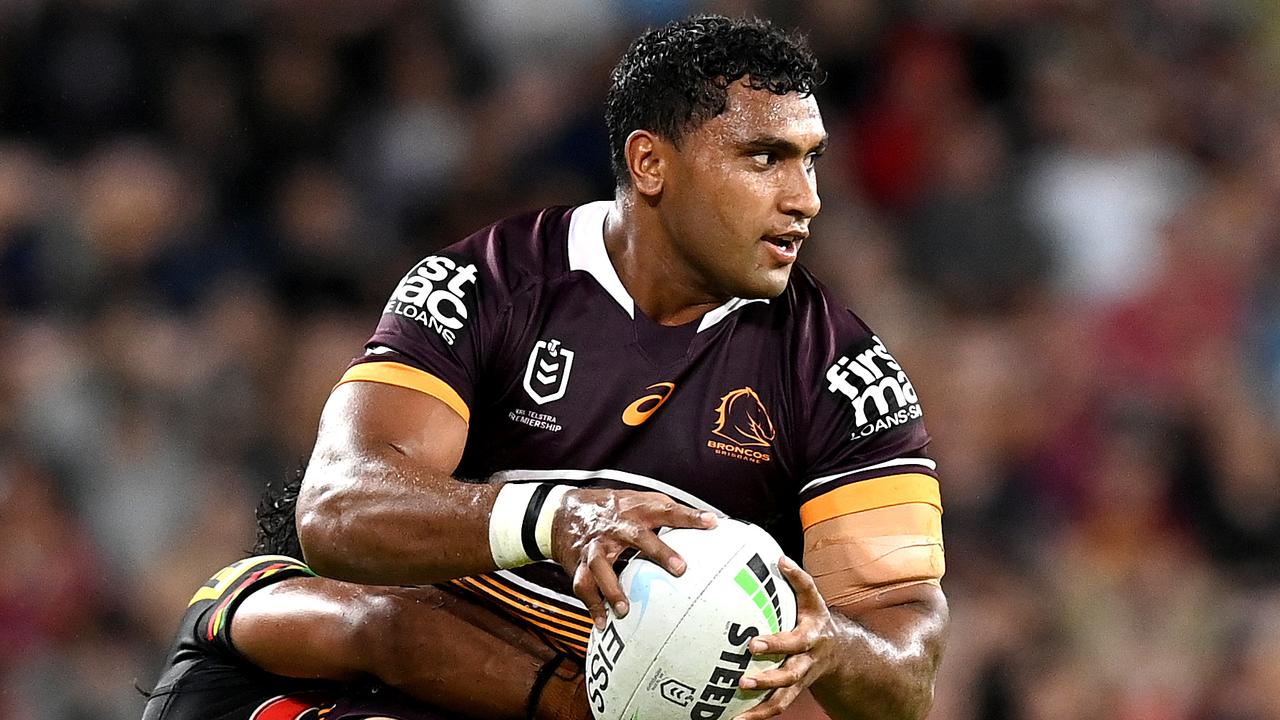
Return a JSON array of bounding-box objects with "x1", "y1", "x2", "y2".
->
[
  {"x1": 536, "y1": 484, "x2": 572, "y2": 560},
  {"x1": 489, "y1": 483, "x2": 572, "y2": 569}
]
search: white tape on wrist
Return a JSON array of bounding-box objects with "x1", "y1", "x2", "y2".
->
[
  {"x1": 488, "y1": 483, "x2": 573, "y2": 569},
  {"x1": 489, "y1": 482, "x2": 542, "y2": 569},
  {"x1": 536, "y1": 485, "x2": 572, "y2": 561}
]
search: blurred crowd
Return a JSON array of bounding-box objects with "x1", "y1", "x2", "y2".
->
[{"x1": 1, "y1": 0, "x2": 1279, "y2": 718}]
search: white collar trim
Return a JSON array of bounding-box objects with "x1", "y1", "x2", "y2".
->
[
  {"x1": 696, "y1": 296, "x2": 770, "y2": 332},
  {"x1": 568, "y1": 201, "x2": 634, "y2": 318},
  {"x1": 567, "y1": 201, "x2": 770, "y2": 331}
]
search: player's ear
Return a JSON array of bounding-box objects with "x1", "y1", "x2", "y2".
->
[{"x1": 624, "y1": 130, "x2": 665, "y2": 198}]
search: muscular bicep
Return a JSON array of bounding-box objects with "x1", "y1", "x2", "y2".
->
[
  {"x1": 230, "y1": 576, "x2": 377, "y2": 680},
  {"x1": 296, "y1": 378, "x2": 489, "y2": 583},
  {"x1": 298, "y1": 379, "x2": 469, "y2": 549},
  {"x1": 803, "y1": 507, "x2": 949, "y2": 719}
]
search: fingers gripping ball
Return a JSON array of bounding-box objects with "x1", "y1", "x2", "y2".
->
[{"x1": 585, "y1": 519, "x2": 797, "y2": 720}]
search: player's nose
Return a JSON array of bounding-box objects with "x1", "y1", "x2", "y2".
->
[{"x1": 778, "y1": 165, "x2": 820, "y2": 220}]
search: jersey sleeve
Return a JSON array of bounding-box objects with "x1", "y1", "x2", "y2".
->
[
  {"x1": 183, "y1": 555, "x2": 316, "y2": 655},
  {"x1": 337, "y1": 221, "x2": 529, "y2": 424},
  {"x1": 796, "y1": 303, "x2": 939, "y2": 532}
]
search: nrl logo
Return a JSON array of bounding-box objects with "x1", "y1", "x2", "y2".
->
[
  {"x1": 523, "y1": 339, "x2": 575, "y2": 405},
  {"x1": 659, "y1": 678, "x2": 695, "y2": 708}
]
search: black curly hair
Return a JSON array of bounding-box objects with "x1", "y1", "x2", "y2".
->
[
  {"x1": 253, "y1": 465, "x2": 305, "y2": 559},
  {"x1": 604, "y1": 15, "x2": 825, "y2": 188}
]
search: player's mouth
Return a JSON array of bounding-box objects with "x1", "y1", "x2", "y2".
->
[{"x1": 761, "y1": 233, "x2": 804, "y2": 263}]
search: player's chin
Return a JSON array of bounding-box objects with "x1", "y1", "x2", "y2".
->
[{"x1": 740, "y1": 266, "x2": 794, "y2": 299}]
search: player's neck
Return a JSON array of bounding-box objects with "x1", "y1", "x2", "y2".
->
[{"x1": 604, "y1": 198, "x2": 726, "y2": 327}]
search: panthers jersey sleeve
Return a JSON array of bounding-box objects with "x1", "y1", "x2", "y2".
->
[
  {"x1": 337, "y1": 208, "x2": 567, "y2": 423},
  {"x1": 141, "y1": 555, "x2": 321, "y2": 720},
  {"x1": 183, "y1": 555, "x2": 316, "y2": 655},
  {"x1": 793, "y1": 277, "x2": 940, "y2": 532}
]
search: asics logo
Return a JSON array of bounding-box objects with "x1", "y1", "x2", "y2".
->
[{"x1": 621, "y1": 382, "x2": 675, "y2": 426}]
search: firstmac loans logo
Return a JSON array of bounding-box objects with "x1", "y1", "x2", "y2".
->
[
  {"x1": 384, "y1": 255, "x2": 478, "y2": 346},
  {"x1": 825, "y1": 336, "x2": 922, "y2": 439}
]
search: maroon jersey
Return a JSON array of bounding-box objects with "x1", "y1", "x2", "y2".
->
[{"x1": 339, "y1": 202, "x2": 940, "y2": 656}]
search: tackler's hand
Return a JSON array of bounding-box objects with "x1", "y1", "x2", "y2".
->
[
  {"x1": 734, "y1": 557, "x2": 837, "y2": 720},
  {"x1": 550, "y1": 488, "x2": 718, "y2": 629}
]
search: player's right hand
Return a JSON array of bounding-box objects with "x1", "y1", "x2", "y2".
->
[{"x1": 550, "y1": 488, "x2": 718, "y2": 629}]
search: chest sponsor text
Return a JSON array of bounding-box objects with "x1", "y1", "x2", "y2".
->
[{"x1": 508, "y1": 407, "x2": 563, "y2": 432}]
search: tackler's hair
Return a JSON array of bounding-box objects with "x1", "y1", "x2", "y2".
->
[{"x1": 253, "y1": 464, "x2": 305, "y2": 559}]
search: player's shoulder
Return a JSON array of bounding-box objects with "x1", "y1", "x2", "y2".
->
[
  {"x1": 777, "y1": 264, "x2": 875, "y2": 353},
  {"x1": 778, "y1": 269, "x2": 931, "y2": 489},
  {"x1": 377, "y1": 206, "x2": 577, "y2": 347},
  {"x1": 775, "y1": 264, "x2": 925, "y2": 425},
  {"x1": 433, "y1": 204, "x2": 579, "y2": 296}
]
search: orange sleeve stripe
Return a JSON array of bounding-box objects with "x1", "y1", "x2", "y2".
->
[
  {"x1": 799, "y1": 473, "x2": 941, "y2": 529},
  {"x1": 467, "y1": 576, "x2": 593, "y2": 632},
  {"x1": 336, "y1": 362, "x2": 470, "y2": 423},
  {"x1": 452, "y1": 578, "x2": 590, "y2": 649}
]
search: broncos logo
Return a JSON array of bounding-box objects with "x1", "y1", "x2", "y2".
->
[{"x1": 711, "y1": 387, "x2": 775, "y2": 448}]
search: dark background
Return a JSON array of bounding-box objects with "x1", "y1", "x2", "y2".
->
[{"x1": 1, "y1": 0, "x2": 1279, "y2": 718}]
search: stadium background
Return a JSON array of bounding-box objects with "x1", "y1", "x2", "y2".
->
[{"x1": 1, "y1": 0, "x2": 1279, "y2": 717}]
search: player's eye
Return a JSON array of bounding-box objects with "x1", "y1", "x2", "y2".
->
[
  {"x1": 803, "y1": 152, "x2": 822, "y2": 170},
  {"x1": 750, "y1": 152, "x2": 777, "y2": 167}
]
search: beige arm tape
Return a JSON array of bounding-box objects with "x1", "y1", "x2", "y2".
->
[{"x1": 803, "y1": 502, "x2": 945, "y2": 607}]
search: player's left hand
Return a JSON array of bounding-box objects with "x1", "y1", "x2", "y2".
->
[{"x1": 733, "y1": 556, "x2": 837, "y2": 720}]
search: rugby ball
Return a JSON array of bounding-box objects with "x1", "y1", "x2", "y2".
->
[{"x1": 585, "y1": 519, "x2": 797, "y2": 720}]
